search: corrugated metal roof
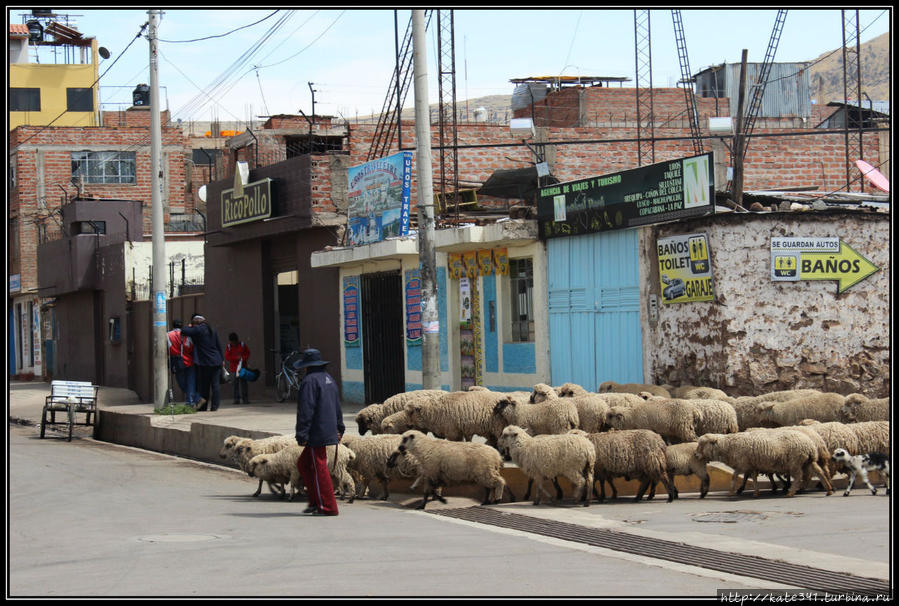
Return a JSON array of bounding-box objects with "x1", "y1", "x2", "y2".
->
[{"x1": 694, "y1": 62, "x2": 812, "y2": 119}]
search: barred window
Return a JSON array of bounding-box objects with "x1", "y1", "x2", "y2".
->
[
  {"x1": 509, "y1": 258, "x2": 534, "y2": 343},
  {"x1": 71, "y1": 151, "x2": 137, "y2": 184}
]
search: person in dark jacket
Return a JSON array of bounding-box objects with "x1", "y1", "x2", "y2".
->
[
  {"x1": 180, "y1": 314, "x2": 225, "y2": 411},
  {"x1": 294, "y1": 348, "x2": 344, "y2": 516}
]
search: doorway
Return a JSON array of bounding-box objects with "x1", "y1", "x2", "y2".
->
[
  {"x1": 361, "y1": 271, "x2": 405, "y2": 404},
  {"x1": 275, "y1": 270, "x2": 300, "y2": 359}
]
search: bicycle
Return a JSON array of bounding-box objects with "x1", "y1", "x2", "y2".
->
[{"x1": 273, "y1": 350, "x2": 301, "y2": 402}]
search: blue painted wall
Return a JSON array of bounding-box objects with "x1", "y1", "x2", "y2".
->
[{"x1": 483, "y1": 274, "x2": 498, "y2": 373}]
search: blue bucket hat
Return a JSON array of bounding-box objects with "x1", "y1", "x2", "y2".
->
[{"x1": 293, "y1": 348, "x2": 329, "y2": 369}]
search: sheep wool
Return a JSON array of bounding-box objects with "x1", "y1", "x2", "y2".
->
[
  {"x1": 797, "y1": 420, "x2": 863, "y2": 456},
  {"x1": 846, "y1": 421, "x2": 890, "y2": 456},
  {"x1": 839, "y1": 394, "x2": 890, "y2": 423},
  {"x1": 605, "y1": 400, "x2": 700, "y2": 444},
  {"x1": 756, "y1": 392, "x2": 847, "y2": 427},
  {"x1": 598, "y1": 381, "x2": 671, "y2": 398},
  {"x1": 499, "y1": 425, "x2": 595, "y2": 506},
  {"x1": 663, "y1": 442, "x2": 710, "y2": 498},
  {"x1": 340, "y1": 434, "x2": 421, "y2": 502},
  {"x1": 389, "y1": 430, "x2": 507, "y2": 509},
  {"x1": 696, "y1": 430, "x2": 829, "y2": 498},
  {"x1": 494, "y1": 384, "x2": 579, "y2": 435},
  {"x1": 406, "y1": 389, "x2": 508, "y2": 445},
  {"x1": 356, "y1": 389, "x2": 447, "y2": 435},
  {"x1": 380, "y1": 409, "x2": 413, "y2": 435},
  {"x1": 581, "y1": 429, "x2": 677, "y2": 502}
]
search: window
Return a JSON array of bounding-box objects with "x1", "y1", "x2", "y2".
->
[
  {"x1": 71, "y1": 151, "x2": 136, "y2": 184},
  {"x1": 191, "y1": 148, "x2": 221, "y2": 165},
  {"x1": 509, "y1": 258, "x2": 534, "y2": 342},
  {"x1": 66, "y1": 87, "x2": 94, "y2": 112},
  {"x1": 72, "y1": 221, "x2": 106, "y2": 235},
  {"x1": 10, "y1": 88, "x2": 41, "y2": 111}
]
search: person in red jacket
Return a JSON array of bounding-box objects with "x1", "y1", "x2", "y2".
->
[{"x1": 225, "y1": 332, "x2": 251, "y2": 405}]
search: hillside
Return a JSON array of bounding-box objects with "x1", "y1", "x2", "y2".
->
[{"x1": 808, "y1": 31, "x2": 889, "y2": 103}]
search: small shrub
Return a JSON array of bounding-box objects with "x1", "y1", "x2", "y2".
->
[{"x1": 153, "y1": 404, "x2": 197, "y2": 415}]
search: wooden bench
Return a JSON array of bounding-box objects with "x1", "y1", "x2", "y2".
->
[{"x1": 41, "y1": 380, "x2": 99, "y2": 441}]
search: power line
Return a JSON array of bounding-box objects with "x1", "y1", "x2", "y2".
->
[{"x1": 157, "y1": 10, "x2": 280, "y2": 43}]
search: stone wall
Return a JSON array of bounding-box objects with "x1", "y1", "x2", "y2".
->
[{"x1": 643, "y1": 210, "x2": 890, "y2": 397}]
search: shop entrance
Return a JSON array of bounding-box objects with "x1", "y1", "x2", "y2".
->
[
  {"x1": 275, "y1": 270, "x2": 301, "y2": 359},
  {"x1": 361, "y1": 271, "x2": 405, "y2": 404}
]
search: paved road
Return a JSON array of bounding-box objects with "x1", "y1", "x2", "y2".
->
[{"x1": 6, "y1": 424, "x2": 788, "y2": 598}]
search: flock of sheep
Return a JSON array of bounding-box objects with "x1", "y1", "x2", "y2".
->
[{"x1": 218, "y1": 381, "x2": 890, "y2": 510}]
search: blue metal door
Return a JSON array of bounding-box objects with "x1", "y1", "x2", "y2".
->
[{"x1": 548, "y1": 229, "x2": 642, "y2": 390}]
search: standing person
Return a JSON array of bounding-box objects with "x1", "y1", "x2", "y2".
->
[
  {"x1": 180, "y1": 314, "x2": 224, "y2": 411},
  {"x1": 166, "y1": 320, "x2": 189, "y2": 403},
  {"x1": 294, "y1": 348, "x2": 344, "y2": 516},
  {"x1": 180, "y1": 329, "x2": 199, "y2": 408},
  {"x1": 225, "y1": 333, "x2": 251, "y2": 405}
]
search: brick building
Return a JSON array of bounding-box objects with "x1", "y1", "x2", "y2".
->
[{"x1": 8, "y1": 108, "x2": 196, "y2": 379}]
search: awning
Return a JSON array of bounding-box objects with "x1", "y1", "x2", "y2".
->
[{"x1": 477, "y1": 167, "x2": 559, "y2": 200}]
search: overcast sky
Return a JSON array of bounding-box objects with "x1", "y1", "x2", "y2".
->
[{"x1": 12, "y1": 7, "x2": 891, "y2": 124}]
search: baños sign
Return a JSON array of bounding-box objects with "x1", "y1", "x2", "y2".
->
[
  {"x1": 537, "y1": 153, "x2": 715, "y2": 239},
  {"x1": 222, "y1": 178, "x2": 273, "y2": 227},
  {"x1": 770, "y1": 237, "x2": 879, "y2": 294}
]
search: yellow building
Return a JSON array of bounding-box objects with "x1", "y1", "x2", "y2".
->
[{"x1": 9, "y1": 19, "x2": 100, "y2": 130}]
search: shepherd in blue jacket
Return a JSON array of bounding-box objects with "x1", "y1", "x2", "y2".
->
[{"x1": 294, "y1": 348, "x2": 344, "y2": 516}]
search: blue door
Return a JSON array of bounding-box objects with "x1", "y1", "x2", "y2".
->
[{"x1": 547, "y1": 229, "x2": 642, "y2": 390}]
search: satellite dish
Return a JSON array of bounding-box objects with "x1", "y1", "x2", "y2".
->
[
  {"x1": 99, "y1": 47, "x2": 111, "y2": 60},
  {"x1": 856, "y1": 159, "x2": 889, "y2": 193},
  {"x1": 198, "y1": 185, "x2": 207, "y2": 203}
]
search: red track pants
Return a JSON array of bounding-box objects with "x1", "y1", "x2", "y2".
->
[{"x1": 297, "y1": 445, "x2": 339, "y2": 515}]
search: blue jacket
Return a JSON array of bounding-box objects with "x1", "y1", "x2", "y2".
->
[
  {"x1": 295, "y1": 367, "x2": 345, "y2": 447},
  {"x1": 180, "y1": 323, "x2": 224, "y2": 367}
]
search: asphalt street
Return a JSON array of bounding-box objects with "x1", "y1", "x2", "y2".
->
[{"x1": 8, "y1": 422, "x2": 892, "y2": 599}]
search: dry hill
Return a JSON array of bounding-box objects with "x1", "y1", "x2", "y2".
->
[{"x1": 809, "y1": 31, "x2": 890, "y2": 103}]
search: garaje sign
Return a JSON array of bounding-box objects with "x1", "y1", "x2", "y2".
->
[
  {"x1": 656, "y1": 233, "x2": 715, "y2": 304},
  {"x1": 222, "y1": 178, "x2": 272, "y2": 227},
  {"x1": 770, "y1": 238, "x2": 879, "y2": 294},
  {"x1": 537, "y1": 153, "x2": 714, "y2": 239}
]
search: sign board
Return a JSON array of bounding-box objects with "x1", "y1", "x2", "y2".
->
[
  {"x1": 538, "y1": 153, "x2": 715, "y2": 239},
  {"x1": 771, "y1": 238, "x2": 879, "y2": 294},
  {"x1": 9, "y1": 274, "x2": 21, "y2": 293},
  {"x1": 656, "y1": 233, "x2": 715, "y2": 304},
  {"x1": 405, "y1": 269, "x2": 422, "y2": 345},
  {"x1": 221, "y1": 177, "x2": 273, "y2": 227},
  {"x1": 347, "y1": 151, "x2": 413, "y2": 246},
  {"x1": 343, "y1": 276, "x2": 360, "y2": 347}
]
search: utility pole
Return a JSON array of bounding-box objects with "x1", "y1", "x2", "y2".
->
[
  {"x1": 149, "y1": 9, "x2": 167, "y2": 407},
  {"x1": 412, "y1": 10, "x2": 440, "y2": 390},
  {"x1": 732, "y1": 49, "x2": 748, "y2": 210}
]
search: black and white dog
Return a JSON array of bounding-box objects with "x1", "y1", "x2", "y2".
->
[{"x1": 831, "y1": 448, "x2": 890, "y2": 496}]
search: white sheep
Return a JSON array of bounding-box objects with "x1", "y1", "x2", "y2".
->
[
  {"x1": 379, "y1": 409, "x2": 413, "y2": 435},
  {"x1": 387, "y1": 430, "x2": 509, "y2": 510},
  {"x1": 355, "y1": 389, "x2": 447, "y2": 435},
  {"x1": 756, "y1": 392, "x2": 847, "y2": 427},
  {"x1": 661, "y1": 442, "x2": 710, "y2": 499},
  {"x1": 604, "y1": 400, "x2": 700, "y2": 444},
  {"x1": 727, "y1": 389, "x2": 826, "y2": 429},
  {"x1": 492, "y1": 384, "x2": 579, "y2": 436},
  {"x1": 555, "y1": 382, "x2": 590, "y2": 397},
  {"x1": 838, "y1": 394, "x2": 890, "y2": 423},
  {"x1": 231, "y1": 434, "x2": 298, "y2": 497},
  {"x1": 498, "y1": 425, "x2": 595, "y2": 506},
  {"x1": 248, "y1": 443, "x2": 357, "y2": 501},
  {"x1": 845, "y1": 421, "x2": 890, "y2": 456},
  {"x1": 579, "y1": 429, "x2": 677, "y2": 502},
  {"x1": 405, "y1": 389, "x2": 507, "y2": 446},
  {"x1": 688, "y1": 398, "x2": 739, "y2": 436},
  {"x1": 598, "y1": 381, "x2": 671, "y2": 398},
  {"x1": 797, "y1": 419, "x2": 863, "y2": 456},
  {"x1": 340, "y1": 434, "x2": 421, "y2": 502},
  {"x1": 745, "y1": 426, "x2": 835, "y2": 495},
  {"x1": 567, "y1": 393, "x2": 612, "y2": 433},
  {"x1": 696, "y1": 430, "x2": 830, "y2": 498},
  {"x1": 677, "y1": 386, "x2": 731, "y2": 400}
]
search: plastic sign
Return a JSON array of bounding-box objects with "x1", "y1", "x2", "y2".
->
[
  {"x1": 656, "y1": 233, "x2": 715, "y2": 304},
  {"x1": 771, "y1": 238, "x2": 879, "y2": 294}
]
